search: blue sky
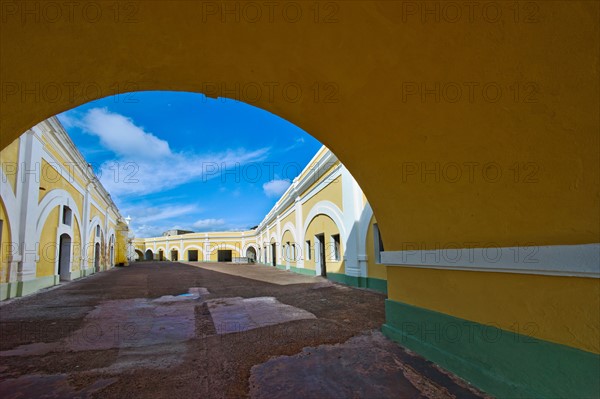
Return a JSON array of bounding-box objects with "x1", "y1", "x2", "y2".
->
[{"x1": 58, "y1": 91, "x2": 322, "y2": 238}]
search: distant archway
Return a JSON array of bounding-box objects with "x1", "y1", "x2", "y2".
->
[
  {"x1": 145, "y1": 249, "x2": 153, "y2": 261},
  {"x1": 246, "y1": 247, "x2": 257, "y2": 263}
]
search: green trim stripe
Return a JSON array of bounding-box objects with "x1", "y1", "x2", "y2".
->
[
  {"x1": 326, "y1": 272, "x2": 388, "y2": 294},
  {"x1": 382, "y1": 299, "x2": 600, "y2": 399},
  {"x1": 289, "y1": 266, "x2": 317, "y2": 276}
]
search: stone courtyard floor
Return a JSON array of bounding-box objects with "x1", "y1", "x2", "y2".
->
[{"x1": 0, "y1": 262, "x2": 488, "y2": 398}]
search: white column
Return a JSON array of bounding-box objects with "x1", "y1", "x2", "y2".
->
[
  {"x1": 341, "y1": 167, "x2": 361, "y2": 277},
  {"x1": 81, "y1": 183, "x2": 92, "y2": 271},
  {"x1": 276, "y1": 215, "x2": 281, "y2": 266},
  {"x1": 15, "y1": 130, "x2": 44, "y2": 282},
  {"x1": 294, "y1": 195, "x2": 304, "y2": 268},
  {"x1": 204, "y1": 234, "x2": 210, "y2": 261}
]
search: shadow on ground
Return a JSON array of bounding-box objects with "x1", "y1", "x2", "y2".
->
[{"x1": 0, "y1": 262, "x2": 487, "y2": 399}]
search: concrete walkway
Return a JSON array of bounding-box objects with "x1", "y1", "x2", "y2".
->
[{"x1": 0, "y1": 262, "x2": 487, "y2": 399}]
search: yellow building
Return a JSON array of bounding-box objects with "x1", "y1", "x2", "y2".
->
[
  {"x1": 0, "y1": 117, "x2": 130, "y2": 300},
  {"x1": 1, "y1": 2, "x2": 598, "y2": 397},
  {"x1": 134, "y1": 146, "x2": 388, "y2": 293}
]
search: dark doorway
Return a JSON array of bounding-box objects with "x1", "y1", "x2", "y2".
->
[
  {"x1": 171, "y1": 249, "x2": 178, "y2": 261},
  {"x1": 145, "y1": 249, "x2": 153, "y2": 260},
  {"x1": 188, "y1": 249, "x2": 198, "y2": 261},
  {"x1": 316, "y1": 233, "x2": 326, "y2": 277},
  {"x1": 58, "y1": 233, "x2": 71, "y2": 280},
  {"x1": 271, "y1": 243, "x2": 276, "y2": 266},
  {"x1": 158, "y1": 250, "x2": 164, "y2": 261},
  {"x1": 94, "y1": 242, "x2": 100, "y2": 272},
  {"x1": 218, "y1": 250, "x2": 232, "y2": 262},
  {"x1": 246, "y1": 247, "x2": 256, "y2": 263}
]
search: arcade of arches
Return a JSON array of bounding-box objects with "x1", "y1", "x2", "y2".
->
[{"x1": 1, "y1": 2, "x2": 598, "y2": 398}]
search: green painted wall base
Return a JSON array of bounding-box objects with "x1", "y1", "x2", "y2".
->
[
  {"x1": 289, "y1": 266, "x2": 317, "y2": 276},
  {"x1": 81, "y1": 268, "x2": 96, "y2": 277},
  {"x1": 0, "y1": 268, "x2": 105, "y2": 301},
  {"x1": 69, "y1": 269, "x2": 83, "y2": 280},
  {"x1": 326, "y1": 272, "x2": 388, "y2": 294},
  {"x1": 275, "y1": 264, "x2": 287, "y2": 270},
  {"x1": 382, "y1": 299, "x2": 600, "y2": 399},
  {"x1": 0, "y1": 275, "x2": 59, "y2": 300}
]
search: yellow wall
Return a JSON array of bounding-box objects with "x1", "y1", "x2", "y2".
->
[
  {"x1": 37, "y1": 206, "x2": 59, "y2": 277},
  {"x1": 280, "y1": 211, "x2": 296, "y2": 235},
  {"x1": 304, "y1": 214, "x2": 344, "y2": 274},
  {"x1": 301, "y1": 175, "x2": 343, "y2": 217},
  {"x1": 2, "y1": 1, "x2": 596, "y2": 356},
  {"x1": 43, "y1": 142, "x2": 88, "y2": 190},
  {"x1": 365, "y1": 216, "x2": 387, "y2": 281},
  {"x1": 0, "y1": 198, "x2": 11, "y2": 283},
  {"x1": 90, "y1": 204, "x2": 104, "y2": 225},
  {"x1": 388, "y1": 267, "x2": 600, "y2": 354},
  {"x1": 39, "y1": 160, "x2": 84, "y2": 213},
  {"x1": 183, "y1": 246, "x2": 204, "y2": 261},
  {"x1": 0, "y1": 138, "x2": 19, "y2": 195},
  {"x1": 115, "y1": 224, "x2": 129, "y2": 265},
  {"x1": 206, "y1": 242, "x2": 241, "y2": 261},
  {"x1": 71, "y1": 217, "x2": 82, "y2": 272}
]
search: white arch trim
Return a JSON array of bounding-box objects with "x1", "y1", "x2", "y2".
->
[
  {"x1": 242, "y1": 243, "x2": 259, "y2": 253},
  {"x1": 302, "y1": 200, "x2": 347, "y2": 242},
  {"x1": 280, "y1": 222, "x2": 297, "y2": 243},
  {"x1": 183, "y1": 244, "x2": 205, "y2": 253},
  {"x1": 36, "y1": 189, "x2": 84, "y2": 246},
  {"x1": 88, "y1": 216, "x2": 105, "y2": 243},
  {"x1": 357, "y1": 202, "x2": 374, "y2": 256},
  {"x1": 0, "y1": 168, "x2": 19, "y2": 246}
]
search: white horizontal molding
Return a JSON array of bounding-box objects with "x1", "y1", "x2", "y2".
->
[{"x1": 381, "y1": 243, "x2": 600, "y2": 278}]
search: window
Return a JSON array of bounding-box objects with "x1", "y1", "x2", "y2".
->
[
  {"x1": 332, "y1": 234, "x2": 341, "y2": 261},
  {"x1": 305, "y1": 240, "x2": 311, "y2": 260},
  {"x1": 374, "y1": 223, "x2": 385, "y2": 263},
  {"x1": 96, "y1": 225, "x2": 100, "y2": 237},
  {"x1": 62, "y1": 206, "x2": 72, "y2": 226}
]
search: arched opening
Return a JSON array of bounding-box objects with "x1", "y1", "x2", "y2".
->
[
  {"x1": 170, "y1": 249, "x2": 178, "y2": 261},
  {"x1": 246, "y1": 247, "x2": 257, "y2": 263},
  {"x1": 94, "y1": 242, "x2": 100, "y2": 272},
  {"x1": 158, "y1": 250, "x2": 164, "y2": 261},
  {"x1": 1, "y1": 6, "x2": 598, "y2": 398},
  {"x1": 58, "y1": 233, "x2": 71, "y2": 281},
  {"x1": 144, "y1": 249, "x2": 153, "y2": 261},
  {"x1": 134, "y1": 249, "x2": 144, "y2": 261},
  {"x1": 109, "y1": 235, "x2": 115, "y2": 267}
]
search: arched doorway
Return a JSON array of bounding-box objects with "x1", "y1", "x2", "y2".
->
[
  {"x1": 109, "y1": 235, "x2": 115, "y2": 267},
  {"x1": 135, "y1": 249, "x2": 144, "y2": 261},
  {"x1": 158, "y1": 250, "x2": 164, "y2": 261},
  {"x1": 144, "y1": 249, "x2": 153, "y2": 261},
  {"x1": 246, "y1": 247, "x2": 257, "y2": 263},
  {"x1": 94, "y1": 242, "x2": 100, "y2": 272},
  {"x1": 58, "y1": 233, "x2": 71, "y2": 281}
]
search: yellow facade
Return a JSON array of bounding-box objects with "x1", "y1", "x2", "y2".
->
[
  {"x1": 0, "y1": 118, "x2": 130, "y2": 300},
  {"x1": 1, "y1": 3, "x2": 598, "y2": 396}
]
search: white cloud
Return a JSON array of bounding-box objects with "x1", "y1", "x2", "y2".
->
[
  {"x1": 134, "y1": 204, "x2": 199, "y2": 224},
  {"x1": 81, "y1": 108, "x2": 171, "y2": 160},
  {"x1": 193, "y1": 218, "x2": 226, "y2": 229},
  {"x1": 62, "y1": 108, "x2": 270, "y2": 197},
  {"x1": 263, "y1": 179, "x2": 291, "y2": 197}
]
